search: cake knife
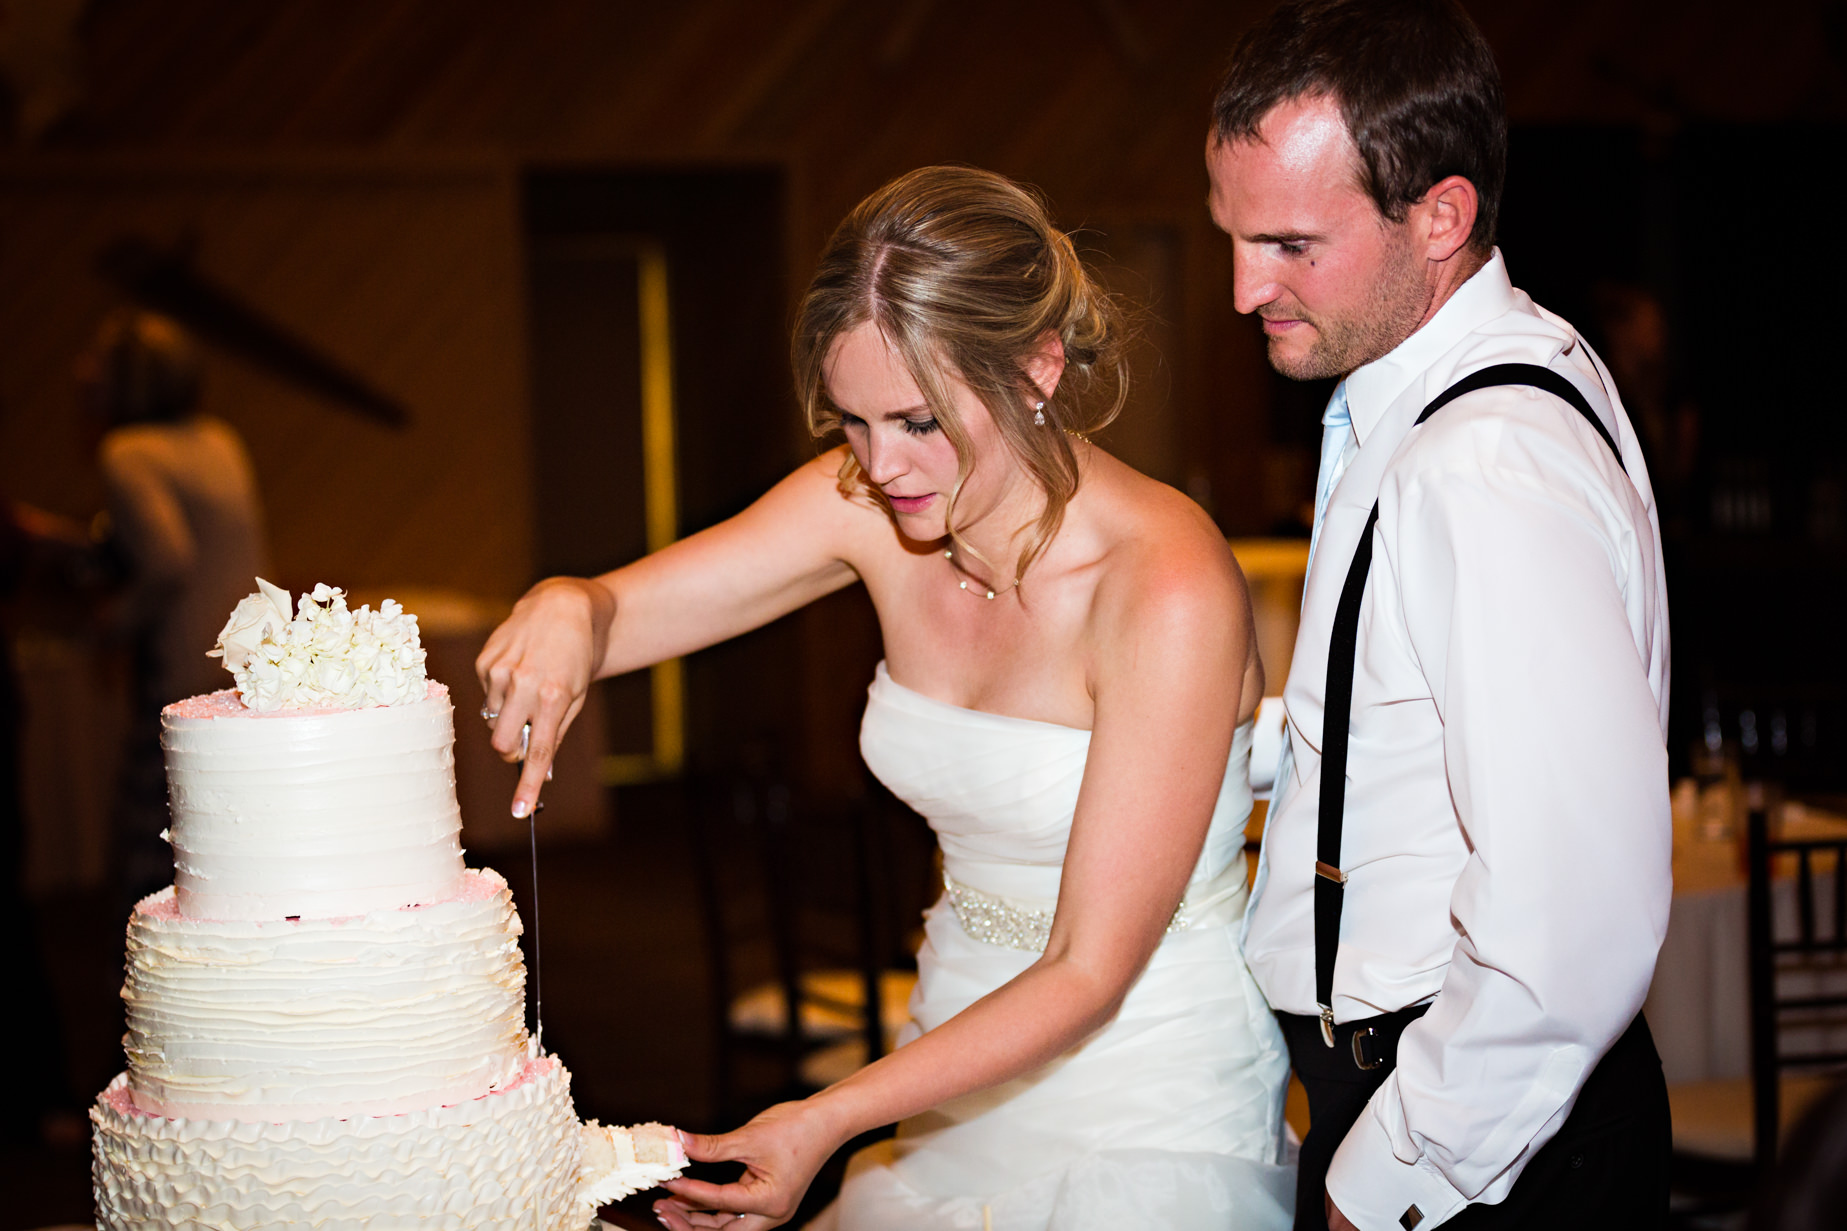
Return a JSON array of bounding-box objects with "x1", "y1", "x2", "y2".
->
[
  {"x1": 518, "y1": 722, "x2": 545, "y2": 1053},
  {"x1": 518, "y1": 722, "x2": 554, "y2": 1231}
]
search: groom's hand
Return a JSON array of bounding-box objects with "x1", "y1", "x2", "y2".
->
[{"x1": 1327, "y1": 1192, "x2": 1361, "y2": 1231}]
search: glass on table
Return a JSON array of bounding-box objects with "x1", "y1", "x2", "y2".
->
[{"x1": 1691, "y1": 736, "x2": 1741, "y2": 844}]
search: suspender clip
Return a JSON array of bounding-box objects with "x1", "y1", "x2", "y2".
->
[{"x1": 1318, "y1": 1004, "x2": 1336, "y2": 1048}]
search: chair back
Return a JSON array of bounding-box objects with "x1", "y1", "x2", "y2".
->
[
  {"x1": 685, "y1": 770, "x2": 933, "y2": 1124},
  {"x1": 1747, "y1": 805, "x2": 1847, "y2": 1172}
]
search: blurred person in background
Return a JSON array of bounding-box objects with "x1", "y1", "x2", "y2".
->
[
  {"x1": 1588, "y1": 282, "x2": 1700, "y2": 535},
  {"x1": 79, "y1": 310, "x2": 269, "y2": 903}
]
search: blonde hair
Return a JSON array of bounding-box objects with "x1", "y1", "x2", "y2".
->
[{"x1": 793, "y1": 165, "x2": 1128, "y2": 589}]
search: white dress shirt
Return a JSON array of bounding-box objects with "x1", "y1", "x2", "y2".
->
[
  {"x1": 101, "y1": 416, "x2": 269, "y2": 704},
  {"x1": 1241, "y1": 251, "x2": 1672, "y2": 1229}
]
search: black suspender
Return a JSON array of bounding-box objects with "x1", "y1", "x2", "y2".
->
[{"x1": 1312, "y1": 363, "x2": 1627, "y2": 1046}]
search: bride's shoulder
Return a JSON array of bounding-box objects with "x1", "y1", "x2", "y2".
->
[
  {"x1": 1077, "y1": 454, "x2": 1246, "y2": 626},
  {"x1": 767, "y1": 446, "x2": 890, "y2": 526}
]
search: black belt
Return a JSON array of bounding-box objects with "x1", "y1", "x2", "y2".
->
[
  {"x1": 1280, "y1": 1001, "x2": 1432, "y2": 1079},
  {"x1": 1311, "y1": 364, "x2": 1626, "y2": 1046}
]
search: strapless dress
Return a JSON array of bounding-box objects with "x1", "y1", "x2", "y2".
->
[{"x1": 810, "y1": 662, "x2": 1293, "y2": 1230}]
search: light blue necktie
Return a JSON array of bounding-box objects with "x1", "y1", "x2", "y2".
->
[
  {"x1": 1305, "y1": 380, "x2": 1355, "y2": 581},
  {"x1": 1271, "y1": 381, "x2": 1355, "y2": 810}
]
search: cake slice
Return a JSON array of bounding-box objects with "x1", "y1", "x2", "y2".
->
[{"x1": 580, "y1": 1120, "x2": 690, "y2": 1205}]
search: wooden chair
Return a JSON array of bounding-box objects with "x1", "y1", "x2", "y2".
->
[
  {"x1": 1747, "y1": 805, "x2": 1847, "y2": 1171},
  {"x1": 686, "y1": 771, "x2": 926, "y2": 1126}
]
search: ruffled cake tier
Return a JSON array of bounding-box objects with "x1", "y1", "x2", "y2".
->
[
  {"x1": 123, "y1": 868, "x2": 529, "y2": 1121},
  {"x1": 92, "y1": 1055, "x2": 594, "y2": 1231}
]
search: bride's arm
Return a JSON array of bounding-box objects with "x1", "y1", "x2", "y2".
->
[
  {"x1": 659, "y1": 515, "x2": 1256, "y2": 1230},
  {"x1": 478, "y1": 448, "x2": 867, "y2": 814}
]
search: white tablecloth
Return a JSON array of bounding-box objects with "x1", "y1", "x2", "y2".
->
[{"x1": 1646, "y1": 808, "x2": 1847, "y2": 1084}]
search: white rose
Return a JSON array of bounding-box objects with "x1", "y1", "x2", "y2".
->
[{"x1": 208, "y1": 579, "x2": 292, "y2": 674}]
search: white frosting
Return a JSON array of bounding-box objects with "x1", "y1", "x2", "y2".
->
[
  {"x1": 162, "y1": 683, "x2": 466, "y2": 920},
  {"x1": 580, "y1": 1121, "x2": 689, "y2": 1205},
  {"x1": 92, "y1": 1057, "x2": 596, "y2": 1231},
  {"x1": 123, "y1": 870, "x2": 528, "y2": 1121}
]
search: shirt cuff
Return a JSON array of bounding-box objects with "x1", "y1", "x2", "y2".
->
[{"x1": 1326, "y1": 1103, "x2": 1468, "y2": 1231}]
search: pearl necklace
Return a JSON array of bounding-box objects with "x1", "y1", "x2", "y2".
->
[{"x1": 943, "y1": 546, "x2": 1019, "y2": 600}]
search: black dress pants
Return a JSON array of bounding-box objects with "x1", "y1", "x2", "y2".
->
[{"x1": 1279, "y1": 1011, "x2": 1670, "y2": 1231}]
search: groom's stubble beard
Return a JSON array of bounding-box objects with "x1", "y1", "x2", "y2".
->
[{"x1": 1265, "y1": 224, "x2": 1430, "y2": 383}]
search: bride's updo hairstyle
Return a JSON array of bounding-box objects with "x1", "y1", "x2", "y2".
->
[{"x1": 794, "y1": 165, "x2": 1128, "y2": 588}]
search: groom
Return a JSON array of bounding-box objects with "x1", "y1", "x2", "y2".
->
[{"x1": 1211, "y1": 2, "x2": 1673, "y2": 1229}]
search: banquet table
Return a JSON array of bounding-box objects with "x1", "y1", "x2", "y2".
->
[{"x1": 1645, "y1": 797, "x2": 1847, "y2": 1086}]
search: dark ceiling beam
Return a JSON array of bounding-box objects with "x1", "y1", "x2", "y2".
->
[{"x1": 97, "y1": 233, "x2": 410, "y2": 428}]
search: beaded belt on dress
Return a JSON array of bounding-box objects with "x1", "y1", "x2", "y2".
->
[{"x1": 941, "y1": 858, "x2": 1248, "y2": 953}]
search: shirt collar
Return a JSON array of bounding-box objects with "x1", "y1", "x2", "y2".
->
[{"x1": 1343, "y1": 247, "x2": 1520, "y2": 445}]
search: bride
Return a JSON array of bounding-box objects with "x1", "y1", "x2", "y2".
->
[{"x1": 477, "y1": 165, "x2": 1292, "y2": 1230}]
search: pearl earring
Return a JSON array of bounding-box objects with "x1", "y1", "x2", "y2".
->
[{"x1": 1033, "y1": 401, "x2": 1046, "y2": 427}]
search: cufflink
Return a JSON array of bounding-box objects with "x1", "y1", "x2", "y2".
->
[{"x1": 1400, "y1": 1204, "x2": 1424, "y2": 1230}]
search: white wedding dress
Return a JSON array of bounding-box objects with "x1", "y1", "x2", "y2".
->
[{"x1": 809, "y1": 662, "x2": 1293, "y2": 1231}]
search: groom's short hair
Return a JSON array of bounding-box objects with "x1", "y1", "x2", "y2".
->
[{"x1": 1211, "y1": 0, "x2": 1506, "y2": 256}]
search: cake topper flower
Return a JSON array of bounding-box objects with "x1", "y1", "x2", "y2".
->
[
  {"x1": 207, "y1": 577, "x2": 292, "y2": 673},
  {"x1": 213, "y1": 580, "x2": 428, "y2": 711}
]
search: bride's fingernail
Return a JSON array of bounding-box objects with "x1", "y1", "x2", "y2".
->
[{"x1": 512, "y1": 800, "x2": 530, "y2": 819}]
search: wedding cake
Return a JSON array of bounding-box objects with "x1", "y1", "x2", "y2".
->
[{"x1": 90, "y1": 580, "x2": 685, "y2": 1230}]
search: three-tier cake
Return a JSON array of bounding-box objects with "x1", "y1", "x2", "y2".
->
[{"x1": 89, "y1": 580, "x2": 684, "y2": 1230}]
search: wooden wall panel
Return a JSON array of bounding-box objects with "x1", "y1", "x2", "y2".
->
[
  {"x1": 0, "y1": 157, "x2": 533, "y2": 602},
  {"x1": 3, "y1": 0, "x2": 1836, "y2": 809}
]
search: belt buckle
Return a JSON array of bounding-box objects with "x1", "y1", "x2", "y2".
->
[{"x1": 1351, "y1": 1025, "x2": 1384, "y2": 1071}]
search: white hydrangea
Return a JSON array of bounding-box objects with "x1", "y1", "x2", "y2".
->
[{"x1": 224, "y1": 581, "x2": 428, "y2": 712}]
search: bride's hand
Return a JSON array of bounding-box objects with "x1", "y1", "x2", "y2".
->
[
  {"x1": 653, "y1": 1100, "x2": 843, "y2": 1230},
  {"x1": 475, "y1": 577, "x2": 613, "y2": 818}
]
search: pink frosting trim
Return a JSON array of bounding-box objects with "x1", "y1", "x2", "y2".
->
[
  {"x1": 164, "y1": 679, "x2": 448, "y2": 720},
  {"x1": 104, "y1": 1055, "x2": 557, "y2": 1126},
  {"x1": 135, "y1": 866, "x2": 499, "y2": 924}
]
